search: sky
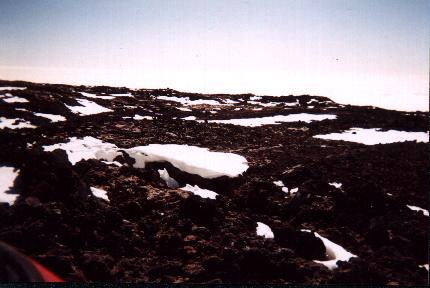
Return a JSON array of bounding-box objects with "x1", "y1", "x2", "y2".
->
[{"x1": 0, "y1": 0, "x2": 428, "y2": 111}]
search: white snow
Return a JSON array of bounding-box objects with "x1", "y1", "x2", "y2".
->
[
  {"x1": 109, "y1": 93, "x2": 133, "y2": 97},
  {"x1": 419, "y1": 264, "x2": 429, "y2": 271},
  {"x1": 176, "y1": 107, "x2": 192, "y2": 111},
  {"x1": 65, "y1": 99, "x2": 113, "y2": 115},
  {"x1": 307, "y1": 99, "x2": 319, "y2": 104},
  {"x1": 284, "y1": 100, "x2": 300, "y2": 106},
  {"x1": 248, "y1": 101, "x2": 278, "y2": 107},
  {"x1": 133, "y1": 114, "x2": 152, "y2": 120},
  {"x1": 0, "y1": 166, "x2": 19, "y2": 205},
  {"x1": 43, "y1": 136, "x2": 120, "y2": 165},
  {"x1": 180, "y1": 184, "x2": 218, "y2": 199},
  {"x1": 157, "y1": 96, "x2": 221, "y2": 106},
  {"x1": 256, "y1": 222, "x2": 274, "y2": 239},
  {"x1": 2, "y1": 96, "x2": 29, "y2": 103},
  {"x1": 126, "y1": 144, "x2": 249, "y2": 178},
  {"x1": 314, "y1": 128, "x2": 429, "y2": 145},
  {"x1": 273, "y1": 180, "x2": 292, "y2": 193},
  {"x1": 406, "y1": 205, "x2": 429, "y2": 216},
  {"x1": 209, "y1": 111, "x2": 218, "y2": 114},
  {"x1": 79, "y1": 92, "x2": 115, "y2": 100},
  {"x1": 43, "y1": 137, "x2": 249, "y2": 179},
  {"x1": 222, "y1": 99, "x2": 240, "y2": 104},
  {"x1": 301, "y1": 229, "x2": 357, "y2": 270},
  {"x1": 90, "y1": 187, "x2": 109, "y2": 201},
  {"x1": 0, "y1": 87, "x2": 26, "y2": 91},
  {"x1": 273, "y1": 180, "x2": 284, "y2": 187},
  {"x1": 208, "y1": 113, "x2": 336, "y2": 127},
  {"x1": 158, "y1": 168, "x2": 179, "y2": 188},
  {"x1": 249, "y1": 96, "x2": 262, "y2": 101},
  {"x1": 329, "y1": 182, "x2": 342, "y2": 189},
  {"x1": 101, "y1": 160, "x2": 123, "y2": 167},
  {"x1": 0, "y1": 117, "x2": 36, "y2": 129},
  {"x1": 182, "y1": 116, "x2": 197, "y2": 121},
  {"x1": 290, "y1": 187, "x2": 299, "y2": 194},
  {"x1": 34, "y1": 113, "x2": 66, "y2": 122}
]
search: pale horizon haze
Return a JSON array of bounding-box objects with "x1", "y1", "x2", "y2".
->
[{"x1": 0, "y1": 0, "x2": 428, "y2": 111}]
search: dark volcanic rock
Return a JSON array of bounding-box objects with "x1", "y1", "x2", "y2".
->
[{"x1": 0, "y1": 80, "x2": 427, "y2": 285}]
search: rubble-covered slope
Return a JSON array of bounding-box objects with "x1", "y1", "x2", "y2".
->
[{"x1": 0, "y1": 80, "x2": 428, "y2": 284}]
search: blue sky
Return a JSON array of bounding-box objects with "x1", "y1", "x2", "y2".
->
[{"x1": 0, "y1": 0, "x2": 428, "y2": 111}]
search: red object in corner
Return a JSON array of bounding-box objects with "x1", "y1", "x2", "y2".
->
[{"x1": 30, "y1": 259, "x2": 64, "y2": 282}]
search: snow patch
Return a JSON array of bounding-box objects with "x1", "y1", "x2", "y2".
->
[
  {"x1": 0, "y1": 166, "x2": 19, "y2": 205},
  {"x1": 90, "y1": 187, "x2": 109, "y2": 201},
  {"x1": 127, "y1": 144, "x2": 248, "y2": 178},
  {"x1": 0, "y1": 117, "x2": 36, "y2": 129},
  {"x1": 302, "y1": 230, "x2": 357, "y2": 270},
  {"x1": 208, "y1": 113, "x2": 336, "y2": 127},
  {"x1": 101, "y1": 160, "x2": 123, "y2": 167},
  {"x1": 0, "y1": 86, "x2": 26, "y2": 91},
  {"x1": 157, "y1": 96, "x2": 221, "y2": 106},
  {"x1": 2, "y1": 96, "x2": 29, "y2": 103},
  {"x1": 177, "y1": 107, "x2": 192, "y2": 111},
  {"x1": 80, "y1": 92, "x2": 115, "y2": 100},
  {"x1": 314, "y1": 128, "x2": 429, "y2": 145},
  {"x1": 182, "y1": 116, "x2": 197, "y2": 121},
  {"x1": 43, "y1": 136, "x2": 120, "y2": 165},
  {"x1": 406, "y1": 205, "x2": 429, "y2": 216},
  {"x1": 43, "y1": 137, "x2": 249, "y2": 179},
  {"x1": 180, "y1": 184, "x2": 218, "y2": 199},
  {"x1": 419, "y1": 264, "x2": 429, "y2": 271},
  {"x1": 329, "y1": 182, "x2": 342, "y2": 189},
  {"x1": 65, "y1": 99, "x2": 113, "y2": 115},
  {"x1": 133, "y1": 114, "x2": 152, "y2": 120},
  {"x1": 158, "y1": 168, "x2": 179, "y2": 188},
  {"x1": 34, "y1": 113, "x2": 66, "y2": 122},
  {"x1": 256, "y1": 222, "x2": 274, "y2": 238}
]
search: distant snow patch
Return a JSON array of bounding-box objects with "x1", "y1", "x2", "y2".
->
[
  {"x1": 133, "y1": 114, "x2": 152, "y2": 120},
  {"x1": 290, "y1": 187, "x2": 299, "y2": 194},
  {"x1": 157, "y1": 96, "x2": 220, "y2": 106},
  {"x1": 314, "y1": 128, "x2": 429, "y2": 145},
  {"x1": 0, "y1": 166, "x2": 19, "y2": 205},
  {"x1": 329, "y1": 182, "x2": 342, "y2": 189},
  {"x1": 2, "y1": 96, "x2": 29, "y2": 103},
  {"x1": 302, "y1": 229, "x2": 357, "y2": 270},
  {"x1": 177, "y1": 107, "x2": 192, "y2": 111},
  {"x1": 182, "y1": 116, "x2": 197, "y2": 121},
  {"x1": 80, "y1": 92, "x2": 115, "y2": 100},
  {"x1": 256, "y1": 222, "x2": 274, "y2": 238},
  {"x1": 0, "y1": 87, "x2": 26, "y2": 91},
  {"x1": 419, "y1": 264, "x2": 429, "y2": 271},
  {"x1": 158, "y1": 168, "x2": 179, "y2": 188},
  {"x1": 274, "y1": 180, "x2": 297, "y2": 194},
  {"x1": 284, "y1": 99, "x2": 300, "y2": 106},
  {"x1": 101, "y1": 160, "x2": 123, "y2": 167},
  {"x1": 34, "y1": 113, "x2": 66, "y2": 122},
  {"x1": 273, "y1": 180, "x2": 284, "y2": 187},
  {"x1": 110, "y1": 93, "x2": 133, "y2": 97},
  {"x1": 0, "y1": 117, "x2": 36, "y2": 129},
  {"x1": 90, "y1": 187, "x2": 109, "y2": 201},
  {"x1": 406, "y1": 205, "x2": 429, "y2": 216},
  {"x1": 65, "y1": 99, "x2": 113, "y2": 115},
  {"x1": 180, "y1": 184, "x2": 218, "y2": 199},
  {"x1": 208, "y1": 113, "x2": 336, "y2": 127},
  {"x1": 307, "y1": 99, "x2": 319, "y2": 104}
]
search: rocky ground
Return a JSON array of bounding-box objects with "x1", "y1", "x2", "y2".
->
[{"x1": 0, "y1": 80, "x2": 428, "y2": 284}]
